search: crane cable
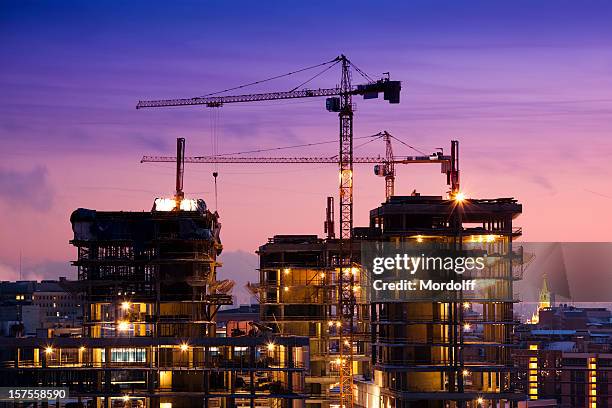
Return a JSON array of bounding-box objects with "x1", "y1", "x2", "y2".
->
[
  {"x1": 197, "y1": 58, "x2": 338, "y2": 98},
  {"x1": 210, "y1": 107, "x2": 220, "y2": 211}
]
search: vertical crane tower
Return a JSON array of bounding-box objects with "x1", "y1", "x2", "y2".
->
[{"x1": 136, "y1": 55, "x2": 401, "y2": 407}]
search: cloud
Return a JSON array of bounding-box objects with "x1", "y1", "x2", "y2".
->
[{"x1": 0, "y1": 165, "x2": 54, "y2": 211}]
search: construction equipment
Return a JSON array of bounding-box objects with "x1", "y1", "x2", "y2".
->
[
  {"x1": 138, "y1": 55, "x2": 400, "y2": 407},
  {"x1": 175, "y1": 137, "x2": 186, "y2": 206},
  {"x1": 373, "y1": 131, "x2": 395, "y2": 200},
  {"x1": 142, "y1": 136, "x2": 461, "y2": 201}
]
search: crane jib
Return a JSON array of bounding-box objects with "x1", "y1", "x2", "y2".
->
[{"x1": 135, "y1": 80, "x2": 400, "y2": 109}]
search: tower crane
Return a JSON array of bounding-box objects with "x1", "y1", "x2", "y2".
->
[
  {"x1": 142, "y1": 134, "x2": 460, "y2": 202},
  {"x1": 137, "y1": 55, "x2": 400, "y2": 408}
]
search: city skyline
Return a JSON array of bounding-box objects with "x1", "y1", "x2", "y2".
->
[{"x1": 2, "y1": 0, "x2": 612, "y2": 287}]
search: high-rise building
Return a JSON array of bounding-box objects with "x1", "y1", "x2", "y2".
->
[
  {"x1": 355, "y1": 194, "x2": 524, "y2": 408},
  {"x1": 0, "y1": 199, "x2": 308, "y2": 408},
  {"x1": 257, "y1": 235, "x2": 369, "y2": 408}
]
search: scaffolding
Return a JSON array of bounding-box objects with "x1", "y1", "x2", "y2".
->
[{"x1": 257, "y1": 236, "x2": 370, "y2": 407}]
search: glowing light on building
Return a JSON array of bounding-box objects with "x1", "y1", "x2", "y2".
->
[
  {"x1": 44, "y1": 346, "x2": 54, "y2": 355},
  {"x1": 589, "y1": 357, "x2": 597, "y2": 408},
  {"x1": 267, "y1": 342, "x2": 275, "y2": 352},
  {"x1": 529, "y1": 344, "x2": 538, "y2": 400},
  {"x1": 454, "y1": 192, "x2": 466, "y2": 203},
  {"x1": 179, "y1": 343, "x2": 189, "y2": 352},
  {"x1": 117, "y1": 321, "x2": 130, "y2": 331},
  {"x1": 121, "y1": 301, "x2": 131, "y2": 311},
  {"x1": 153, "y1": 198, "x2": 200, "y2": 212}
]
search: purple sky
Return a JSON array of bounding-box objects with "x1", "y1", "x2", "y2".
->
[{"x1": 1, "y1": 1, "x2": 612, "y2": 299}]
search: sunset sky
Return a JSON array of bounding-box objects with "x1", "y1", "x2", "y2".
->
[{"x1": 1, "y1": 1, "x2": 612, "y2": 297}]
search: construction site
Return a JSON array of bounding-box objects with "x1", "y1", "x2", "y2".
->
[{"x1": 0, "y1": 55, "x2": 529, "y2": 408}]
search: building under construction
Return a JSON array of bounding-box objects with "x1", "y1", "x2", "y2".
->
[
  {"x1": 0, "y1": 197, "x2": 308, "y2": 408},
  {"x1": 257, "y1": 193, "x2": 523, "y2": 408},
  {"x1": 257, "y1": 234, "x2": 369, "y2": 407}
]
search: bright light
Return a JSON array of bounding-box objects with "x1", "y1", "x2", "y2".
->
[
  {"x1": 328, "y1": 321, "x2": 334, "y2": 327},
  {"x1": 154, "y1": 198, "x2": 199, "y2": 212},
  {"x1": 121, "y1": 301, "x2": 131, "y2": 311},
  {"x1": 344, "y1": 340, "x2": 350, "y2": 346},
  {"x1": 283, "y1": 268, "x2": 290, "y2": 275},
  {"x1": 454, "y1": 192, "x2": 466, "y2": 203},
  {"x1": 463, "y1": 323, "x2": 472, "y2": 331},
  {"x1": 44, "y1": 346, "x2": 54, "y2": 355},
  {"x1": 486, "y1": 234, "x2": 497, "y2": 242},
  {"x1": 122, "y1": 395, "x2": 130, "y2": 402},
  {"x1": 180, "y1": 343, "x2": 189, "y2": 352},
  {"x1": 117, "y1": 321, "x2": 130, "y2": 331},
  {"x1": 351, "y1": 267, "x2": 359, "y2": 275},
  {"x1": 477, "y1": 397, "x2": 484, "y2": 404},
  {"x1": 335, "y1": 321, "x2": 342, "y2": 328},
  {"x1": 416, "y1": 235, "x2": 423, "y2": 243},
  {"x1": 154, "y1": 198, "x2": 177, "y2": 211},
  {"x1": 283, "y1": 286, "x2": 289, "y2": 292},
  {"x1": 320, "y1": 272, "x2": 326, "y2": 279},
  {"x1": 79, "y1": 346, "x2": 86, "y2": 352},
  {"x1": 463, "y1": 302, "x2": 471, "y2": 310},
  {"x1": 463, "y1": 369, "x2": 470, "y2": 376},
  {"x1": 267, "y1": 342, "x2": 275, "y2": 352},
  {"x1": 353, "y1": 285, "x2": 360, "y2": 292}
]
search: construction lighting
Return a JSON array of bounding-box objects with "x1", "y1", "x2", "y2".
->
[
  {"x1": 267, "y1": 342, "x2": 275, "y2": 352},
  {"x1": 463, "y1": 302, "x2": 471, "y2": 310},
  {"x1": 463, "y1": 369, "x2": 470, "y2": 376},
  {"x1": 121, "y1": 301, "x2": 131, "y2": 311},
  {"x1": 454, "y1": 192, "x2": 466, "y2": 203},
  {"x1": 320, "y1": 272, "x2": 326, "y2": 279},
  {"x1": 328, "y1": 321, "x2": 334, "y2": 327},
  {"x1": 117, "y1": 321, "x2": 130, "y2": 331},
  {"x1": 477, "y1": 397, "x2": 484, "y2": 405},
  {"x1": 283, "y1": 268, "x2": 290, "y2": 275},
  {"x1": 463, "y1": 323, "x2": 472, "y2": 331},
  {"x1": 122, "y1": 395, "x2": 130, "y2": 402},
  {"x1": 416, "y1": 235, "x2": 424, "y2": 243},
  {"x1": 44, "y1": 346, "x2": 54, "y2": 355},
  {"x1": 283, "y1": 286, "x2": 289, "y2": 292},
  {"x1": 180, "y1": 343, "x2": 189, "y2": 352},
  {"x1": 79, "y1": 346, "x2": 86, "y2": 352}
]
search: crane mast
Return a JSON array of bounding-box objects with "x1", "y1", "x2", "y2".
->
[
  {"x1": 337, "y1": 55, "x2": 355, "y2": 408},
  {"x1": 383, "y1": 131, "x2": 395, "y2": 200}
]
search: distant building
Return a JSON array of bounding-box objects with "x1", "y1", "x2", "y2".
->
[
  {"x1": 0, "y1": 278, "x2": 81, "y2": 336},
  {"x1": 514, "y1": 304, "x2": 612, "y2": 406}
]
